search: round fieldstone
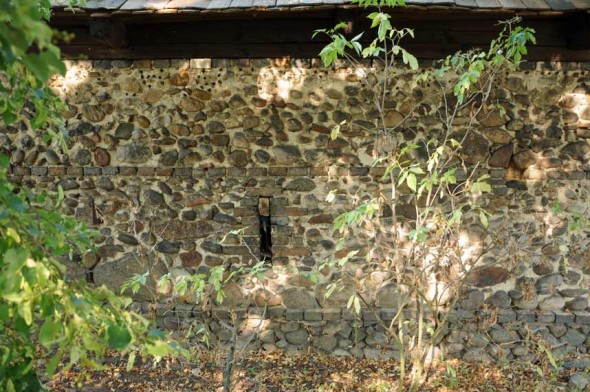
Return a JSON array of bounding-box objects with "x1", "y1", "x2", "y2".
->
[
  {"x1": 564, "y1": 329, "x2": 586, "y2": 347},
  {"x1": 506, "y1": 119, "x2": 524, "y2": 131},
  {"x1": 384, "y1": 110, "x2": 403, "y2": 127},
  {"x1": 82, "y1": 104, "x2": 105, "y2": 122},
  {"x1": 514, "y1": 298, "x2": 539, "y2": 310},
  {"x1": 284, "y1": 178, "x2": 316, "y2": 192},
  {"x1": 232, "y1": 132, "x2": 250, "y2": 149},
  {"x1": 73, "y1": 149, "x2": 92, "y2": 165},
  {"x1": 539, "y1": 295, "x2": 566, "y2": 311},
  {"x1": 201, "y1": 240, "x2": 223, "y2": 254},
  {"x1": 210, "y1": 100, "x2": 228, "y2": 112},
  {"x1": 45, "y1": 150, "x2": 61, "y2": 164},
  {"x1": 486, "y1": 291, "x2": 512, "y2": 308},
  {"x1": 281, "y1": 288, "x2": 318, "y2": 309},
  {"x1": 287, "y1": 118, "x2": 303, "y2": 132},
  {"x1": 115, "y1": 123, "x2": 134, "y2": 140},
  {"x1": 205, "y1": 255, "x2": 223, "y2": 266},
  {"x1": 488, "y1": 144, "x2": 513, "y2": 168},
  {"x1": 463, "y1": 349, "x2": 492, "y2": 364},
  {"x1": 178, "y1": 138, "x2": 197, "y2": 149},
  {"x1": 489, "y1": 328, "x2": 517, "y2": 344},
  {"x1": 191, "y1": 89, "x2": 211, "y2": 100},
  {"x1": 94, "y1": 148, "x2": 111, "y2": 166},
  {"x1": 285, "y1": 329, "x2": 308, "y2": 345},
  {"x1": 546, "y1": 125, "x2": 563, "y2": 139},
  {"x1": 179, "y1": 151, "x2": 202, "y2": 165},
  {"x1": 476, "y1": 108, "x2": 506, "y2": 127},
  {"x1": 180, "y1": 251, "x2": 203, "y2": 267},
  {"x1": 143, "y1": 189, "x2": 166, "y2": 207},
  {"x1": 10, "y1": 150, "x2": 24, "y2": 164},
  {"x1": 326, "y1": 88, "x2": 344, "y2": 100},
  {"x1": 78, "y1": 135, "x2": 97, "y2": 149},
  {"x1": 243, "y1": 115, "x2": 260, "y2": 130},
  {"x1": 170, "y1": 124, "x2": 190, "y2": 137},
  {"x1": 253, "y1": 289, "x2": 282, "y2": 307},
  {"x1": 207, "y1": 121, "x2": 225, "y2": 134},
  {"x1": 213, "y1": 213, "x2": 237, "y2": 224},
  {"x1": 81, "y1": 253, "x2": 100, "y2": 269},
  {"x1": 466, "y1": 266, "x2": 510, "y2": 287},
  {"x1": 561, "y1": 141, "x2": 590, "y2": 160},
  {"x1": 532, "y1": 260, "x2": 554, "y2": 276},
  {"x1": 458, "y1": 131, "x2": 489, "y2": 164},
  {"x1": 96, "y1": 177, "x2": 114, "y2": 191},
  {"x1": 229, "y1": 94, "x2": 247, "y2": 109},
  {"x1": 333, "y1": 110, "x2": 351, "y2": 123},
  {"x1": 273, "y1": 145, "x2": 301, "y2": 165},
  {"x1": 159, "y1": 150, "x2": 178, "y2": 166},
  {"x1": 315, "y1": 335, "x2": 338, "y2": 351},
  {"x1": 117, "y1": 144, "x2": 152, "y2": 163},
  {"x1": 211, "y1": 134, "x2": 230, "y2": 147},
  {"x1": 512, "y1": 150, "x2": 537, "y2": 170},
  {"x1": 566, "y1": 296, "x2": 588, "y2": 311},
  {"x1": 484, "y1": 128, "x2": 512, "y2": 144},
  {"x1": 143, "y1": 90, "x2": 164, "y2": 104},
  {"x1": 180, "y1": 97, "x2": 205, "y2": 112},
  {"x1": 182, "y1": 210, "x2": 197, "y2": 221},
  {"x1": 228, "y1": 150, "x2": 249, "y2": 167},
  {"x1": 569, "y1": 373, "x2": 590, "y2": 391},
  {"x1": 118, "y1": 233, "x2": 139, "y2": 246},
  {"x1": 536, "y1": 273, "x2": 564, "y2": 294},
  {"x1": 155, "y1": 241, "x2": 181, "y2": 254},
  {"x1": 96, "y1": 244, "x2": 125, "y2": 259},
  {"x1": 459, "y1": 289, "x2": 485, "y2": 310},
  {"x1": 254, "y1": 150, "x2": 270, "y2": 163}
]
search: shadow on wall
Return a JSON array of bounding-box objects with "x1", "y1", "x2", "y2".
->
[{"x1": 7, "y1": 59, "x2": 590, "y2": 359}]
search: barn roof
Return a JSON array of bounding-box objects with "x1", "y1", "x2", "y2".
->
[{"x1": 50, "y1": 0, "x2": 590, "y2": 14}]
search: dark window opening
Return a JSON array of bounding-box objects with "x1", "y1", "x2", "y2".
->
[{"x1": 258, "y1": 197, "x2": 272, "y2": 263}]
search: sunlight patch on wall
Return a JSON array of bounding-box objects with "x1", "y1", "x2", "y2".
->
[{"x1": 257, "y1": 66, "x2": 307, "y2": 101}]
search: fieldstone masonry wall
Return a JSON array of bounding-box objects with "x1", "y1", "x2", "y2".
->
[{"x1": 5, "y1": 58, "x2": 590, "y2": 362}]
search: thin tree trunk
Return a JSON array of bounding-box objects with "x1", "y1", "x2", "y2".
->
[{"x1": 223, "y1": 326, "x2": 237, "y2": 392}]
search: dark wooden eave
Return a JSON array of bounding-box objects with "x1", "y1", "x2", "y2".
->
[{"x1": 50, "y1": 2, "x2": 590, "y2": 61}]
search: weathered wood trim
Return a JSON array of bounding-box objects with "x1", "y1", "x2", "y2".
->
[
  {"x1": 566, "y1": 11, "x2": 590, "y2": 50},
  {"x1": 50, "y1": 9, "x2": 589, "y2": 61},
  {"x1": 88, "y1": 15, "x2": 129, "y2": 48}
]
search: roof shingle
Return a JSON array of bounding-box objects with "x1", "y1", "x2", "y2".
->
[{"x1": 50, "y1": 0, "x2": 590, "y2": 12}]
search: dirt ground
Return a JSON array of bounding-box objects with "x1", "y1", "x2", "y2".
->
[{"x1": 46, "y1": 350, "x2": 576, "y2": 392}]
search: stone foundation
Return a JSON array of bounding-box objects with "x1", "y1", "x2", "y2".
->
[{"x1": 133, "y1": 302, "x2": 590, "y2": 365}]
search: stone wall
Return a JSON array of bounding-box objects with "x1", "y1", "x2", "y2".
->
[
  {"x1": 5, "y1": 58, "x2": 590, "y2": 361},
  {"x1": 132, "y1": 301, "x2": 590, "y2": 364}
]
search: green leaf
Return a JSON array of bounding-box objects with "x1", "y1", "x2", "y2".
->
[
  {"x1": 145, "y1": 340, "x2": 173, "y2": 357},
  {"x1": 38, "y1": 320, "x2": 62, "y2": 349},
  {"x1": 107, "y1": 324, "x2": 132, "y2": 350},
  {"x1": 17, "y1": 301, "x2": 33, "y2": 326},
  {"x1": 479, "y1": 210, "x2": 489, "y2": 228},
  {"x1": 353, "y1": 297, "x2": 361, "y2": 314},
  {"x1": 22, "y1": 54, "x2": 51, "y2": 82},
  {"x1": 46, "y1": 352, "x2": 62, "y2": 376},
  {"x1": 402, "y1": 49, "x2": 419, "y2": 70},
  {"x1": 126, "y1": 352, "x2": 137, "y2": 372},
  {"x1": 407, "y1": 173, "x2": 417, "y2": 192},
  {"x1": 5, "y1": 247, "x2": 27, "y2": 273},
  {"x1": 331, "y1": 121, "x2": 345, "y2": 140}
]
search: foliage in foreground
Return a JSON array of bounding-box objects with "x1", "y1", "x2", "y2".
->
[
  {"x1": 0, "y1": 1, "x2": 184, "y2": 391},
  {"x1": 313, "y1": 0, "x2": 536, "y2": 391}
]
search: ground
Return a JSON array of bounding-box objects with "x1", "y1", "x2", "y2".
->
[{"x1": 46, "y1": 350, "x2": 577, "y2": 391}]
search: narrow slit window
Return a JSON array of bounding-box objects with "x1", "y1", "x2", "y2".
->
[{"x1": 258, "y1": 197, "x2": 272, "y2": 263}]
